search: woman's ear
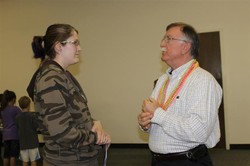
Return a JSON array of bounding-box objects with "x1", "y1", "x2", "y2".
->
[{"x1": 54, "y1": 42, "x2": 62, "y2": 54}]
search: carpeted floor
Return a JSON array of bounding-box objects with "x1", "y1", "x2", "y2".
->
[{"x1": 2, "y1": 147, "x2": 250, "y2": 166}]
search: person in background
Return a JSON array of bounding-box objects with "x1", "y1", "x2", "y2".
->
[
  {"x1": 0, "y1": 93, "x2": 3, "y2": 159},
  {"x1": 0, "y1": 90, "x2": 21, "y2": 166},
  {"x1": 27, "y1": 24, "x2": 111, "y2": 166},
  {"x1": 138, "y1": 22, "x2": 222, "y2": 166},
  {"x1": 16, "y1": 96, "x2": 40, "y2": 166}
]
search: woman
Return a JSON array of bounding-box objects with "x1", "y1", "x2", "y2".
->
[
  {"x1": 28, "y1": 24, "x2": 111, "y2": 166},
  {"x1": 0, "y1": 90, "x2": 21, "y2": 166}
]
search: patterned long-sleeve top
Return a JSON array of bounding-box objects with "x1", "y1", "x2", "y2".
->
[{"x1": 33, "y1": 60, "x2": 99, "y2": 162}]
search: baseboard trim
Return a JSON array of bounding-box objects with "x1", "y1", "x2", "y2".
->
[
  {"x1": 39, "y1": 143, "x2": 149, "y2": 148},
  {"x1": 109, "y1": 143, "x2": 148, "y2": 148},
  {"x1": 39, "y1": 143, "x2": 250, "y2": 149},
  {"x1": 230, "y1": 144, "x2": 250, "y2": 149}
]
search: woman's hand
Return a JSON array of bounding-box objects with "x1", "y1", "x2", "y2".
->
[{"x1": 92, "y1": 120, "x2": 111, "y2": 147}]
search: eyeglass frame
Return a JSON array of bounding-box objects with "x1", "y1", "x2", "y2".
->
[
  {"x1": 162, "y1": 35, "x2": 190, "y2": 43},
  {"x1": 61, "y1": 40, "x2": 80, "y2": 46}
]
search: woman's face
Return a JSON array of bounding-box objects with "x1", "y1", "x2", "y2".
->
[{"x1": 60, "y1": 30, "x2": 82, "y2": 67}]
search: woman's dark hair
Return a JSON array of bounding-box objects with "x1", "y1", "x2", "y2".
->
[
  {"x1": 32, "y1": 36, "x2": 45, "y2": 61},
  {"x1": 166, "y1": 22, "x2": 199, "y2": 58},
  {"x1": 0, "y1": 90, "x2": 16, "y2": 111},
  {"x1": 31, "y1": 24, "x2": 78, "y2": 60}
]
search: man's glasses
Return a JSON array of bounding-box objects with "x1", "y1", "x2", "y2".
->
[
  {"x1": 162, "y1": 36, "x2": 190, "y2": 43},
  {"x1": 61, "y1": 40, "x2": 80, "y2": 46}
]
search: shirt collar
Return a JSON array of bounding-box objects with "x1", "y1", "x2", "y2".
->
[{"x1": 166, "y1": 59, "x2": 196, "y2": 78}]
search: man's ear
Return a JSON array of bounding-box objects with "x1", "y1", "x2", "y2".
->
[{"x1": 182, "y1": 42, "x2": 191, "y2": 55}]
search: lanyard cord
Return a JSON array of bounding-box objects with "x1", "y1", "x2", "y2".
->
[{"x1": 157, "y1": 60, "x2": 199, "y2": 111}]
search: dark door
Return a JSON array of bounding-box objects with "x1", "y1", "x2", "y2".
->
[{"x1": 198, "y1": 31, "x2": 225, "y2": 148}]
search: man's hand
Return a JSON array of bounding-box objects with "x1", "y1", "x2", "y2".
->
[
  {"x1": 138, "y1": 97, "x2": 159, "y2": 130},
  {"x1": 142, "y1": 97, "x2": 159, "y2": 114},
  {"x1": 138, "y1": 111, "x2": 153, "y2": 130}
]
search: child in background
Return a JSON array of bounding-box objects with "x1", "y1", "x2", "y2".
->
[
  {"x1": 0, "y1": 90, "x2": 21, "y2": 166},
  {"x1": 16, "y1": 96, "x2": 40, "y2": 166}
]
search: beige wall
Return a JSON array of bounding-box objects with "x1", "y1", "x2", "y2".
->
[{"x1": 1, "y1": 0, "x2": 250, "y2": 149}]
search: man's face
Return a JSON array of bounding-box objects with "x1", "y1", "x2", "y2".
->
[{"x1": 160, "y1": 26, "x2": 189, "y2": 67}]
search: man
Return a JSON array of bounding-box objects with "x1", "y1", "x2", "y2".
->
[{"x1": 138, "y1": 22, "x2": 222, "y2": 166}]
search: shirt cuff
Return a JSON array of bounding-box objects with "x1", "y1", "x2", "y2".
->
[
  {"x1": 138, "y1": 125, "x2": 150, "y2": 132},
  {"x1": 151, "y1": 107, "x2": 167, "y2": 125}
]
